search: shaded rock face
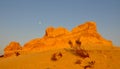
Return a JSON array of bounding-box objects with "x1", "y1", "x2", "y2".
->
[
  {"x1": 4, "y1": 42, "x2": 22, "y2": 57},
  {"x1": 22, "y1": 21, "x2": 112, "y2": 52}
]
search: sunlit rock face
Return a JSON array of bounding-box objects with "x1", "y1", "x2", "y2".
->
[
  {"x1": 71, "y1": 21, "x2": 112, "y2": 47},
  {"x1": 45, "y1": 26, "x2": 70, "y2": 38},
  {"x1": 4, "y1": 21, "x2": 113, "y2": 56},
  {"x1": 22, "y1": 21, "x2": 112, "y2": 52},
  {"x1": 4, "y1": 42, "x2": 22, "y2": 57},
  {"x1": 72, "y1": 21, "x2": 97, "y2": 33},
  {"x1": 23, "y1": 27, "x2": 70, "y2": 51}
]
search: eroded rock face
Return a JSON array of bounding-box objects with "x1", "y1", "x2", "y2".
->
[
  {"x1": 4, "y1": 21, "x2": 113, "y2": 57},
  {"x1": 45, "y1": 26, "x2": 70, "y2": 38},
  {"x1": 4, "y1": 42, "x2": 22, "y2": 57},
  {"x1": 72, "y1": 21, "x2": 97, "y2": 33},
  {"x1": 70, "y1": 21, "x2": 112, "y2": 47},
  {"x1": 23, "y1": 27, "x2": 70, "y2": 51},
  {"x1": 23, "y1": 38, "x2": 46, "y2": 51},
  {"x1": 22, "y1": 21, "x2": 112, "y2": 52}
]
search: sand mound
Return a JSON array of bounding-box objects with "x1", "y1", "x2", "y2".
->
[{"x1": 1, "y1": 47, "x2": 120, "y2": 69}]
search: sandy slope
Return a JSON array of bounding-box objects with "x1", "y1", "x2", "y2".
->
[{"x1": 0, "y1": 47, "x2": 120, "y2": 69}]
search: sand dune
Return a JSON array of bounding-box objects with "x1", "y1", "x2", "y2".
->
[{"x1": 0, "y1": 47, "x2": 120, "y2": 69}]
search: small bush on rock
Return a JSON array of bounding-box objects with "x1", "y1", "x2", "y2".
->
[
  {"x1": 75, "y1": 59, "x2": 82, "y2": 64},
  {"x1": 69, "y1": 40, "x2": 89, "y2": 58},
  {"x1": 51, "y1": 52, "x2": 62, "y2": 61},
  {"x1": 84, "y1": 61, "x2": 95, "y2": 69}
]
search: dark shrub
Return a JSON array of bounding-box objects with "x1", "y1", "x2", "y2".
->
[
  {"x1": 15, "y1": 52, "x2": 20, "y2": 56},
  {"x1": 51, "y1": 52, "x2": 63, "y2": 61},
  {"x1": 68, "y1": 39, "x2": 89, "y2": 58},
  {"x1": 68, "y1": 40, "x2": 73, "y2": 48},
  {"x1": 51, "y1": 53, "x2": 57, "y2": 61},
  {"x1": 84, "y1": 61, "x2": 95, "y2": 69},
  {"x1": 75, "y1": 49, "x2": 89, "y2": 58},
  {"x1": 75, "y1": 59, "x2": 81, "y2": 64},
  {"x1": 75, "y1": 39, "x2": 81, "y2": 46}
]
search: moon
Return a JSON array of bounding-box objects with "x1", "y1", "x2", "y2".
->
[{"x1": 38, "y1": 21, "x2": 42, "y2": 25}]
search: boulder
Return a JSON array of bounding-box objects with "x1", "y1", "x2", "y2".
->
[{"x1": 4, "y1": 41, "x2": 22, "y2": 57}]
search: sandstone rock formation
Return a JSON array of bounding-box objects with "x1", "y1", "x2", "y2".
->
[
  {"x1": 4, "y1": 41, "x2": 22, "y2": 57},
  {"x1": 70, "y1": 21, "x2": 112, "y2": 47},
  {"x1": 22, "y1": 21, "x2": 112, "y2": 52},
  {"x1": 45, "y1": 26, "x2": 70, "y2": 38},
  {"x1": 23, "y1": 27, "x2": 70, "y2": 51},
  {"x1": 4, "y1": 21, "x2": 113, "y2": 56}
]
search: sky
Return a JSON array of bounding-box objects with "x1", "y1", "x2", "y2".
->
[{"x1": 0, "y1": 0, "x2": 120, "y2": 55}]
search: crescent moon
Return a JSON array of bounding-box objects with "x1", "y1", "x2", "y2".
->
[{"x1": 38, "y1": 21, "x2": 42, "y2": 25}]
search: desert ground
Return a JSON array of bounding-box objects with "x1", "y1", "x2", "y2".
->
[{"x1": 0, "y1": 46, "x2": 120, "y2": 69}]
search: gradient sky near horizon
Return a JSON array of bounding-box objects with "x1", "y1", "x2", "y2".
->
[{"x1": 0, "y1": 0, "x2": 120, "y2": 54}]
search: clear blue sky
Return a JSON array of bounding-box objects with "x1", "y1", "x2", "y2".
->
[{"x1": 0, "y1": 0, "x2": 120, "y2": 54}]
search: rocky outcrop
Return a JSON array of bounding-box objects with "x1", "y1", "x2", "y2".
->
[
  {"x1": 4, "y1": 21, "x2": 113, "y2": 56},
  {"x1": 22, "y1": 21, "x2": 112, "y2": 52},
  {"x1": 23, "y1": 27, "x2": 70, "y2": 51},
  {"x1": 70, "y1": 21, "x2": 112, "y2": 47},
  {"x1": 45, "y1": 26, "x2": 70, "y2": 38},
  {"x1": 72, "y1": 21, "x2": 97, "y2": 33},
  {"x1": 4, "y1": 42, "x2": 22, "y2": 57}
]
